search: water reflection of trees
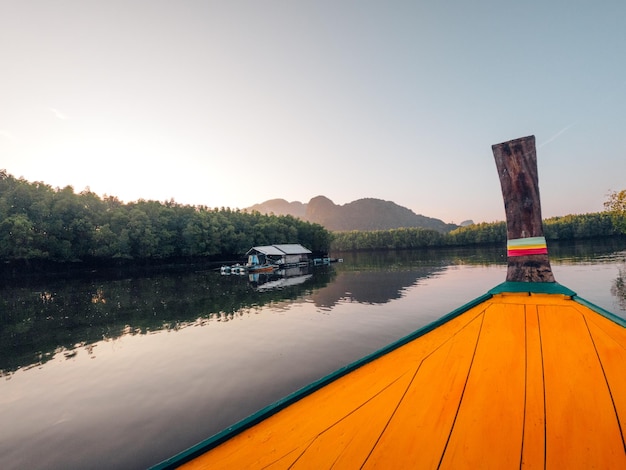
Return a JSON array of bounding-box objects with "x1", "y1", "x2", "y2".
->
[
  {"x1": 333, "y1": 238, "x2": 626, "y2": 268},
  {"x1": 1, "y1": 262, "x2": 444, "y2": 376},
  {"x1": 3, "y1": 240, "x2": 626, "y2": 377},
  {"x1": 311, "y1": 268, "x2": 443, "y2": 308},
  {"x1": 0, "y1": 266, "x2": 335, "y2": 376},
  {"x1": 612, "y1": 267, "x2": 626, "y2": 310},
  {"x1": 335, "y1": 246, "x2": 506, "y2": 268}
]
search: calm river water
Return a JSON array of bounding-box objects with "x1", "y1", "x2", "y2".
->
[{"x1": 1, "y1": 240, "x2": 626, "y2": 469}]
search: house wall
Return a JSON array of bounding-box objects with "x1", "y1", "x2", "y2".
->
[{"x1": 284, "y1": 254, "x2": 310, "y2": 265}]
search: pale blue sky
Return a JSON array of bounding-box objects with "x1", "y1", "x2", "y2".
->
[{"x1": 1, "y1": 1, "x2": 625, "y2": 223}]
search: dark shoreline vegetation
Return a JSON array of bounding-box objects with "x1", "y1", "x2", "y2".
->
[
  {"x1": 2, "y1": 170, "x2": 625, "y2": 276},
  {"x1": 0, "y1": 265, "x2": 338, "y2": 376},
  {"x1": 2, "y1": 241, "x2": 626, "y2": 379},
  {"x1": 331, "y1": 213, "x2": 625, "y2": 251},
  {"x1": 0, "y1": 170, "x2": 331, "y2": 266}
]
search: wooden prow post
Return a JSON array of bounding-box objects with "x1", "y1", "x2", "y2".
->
[{"x1": 492, "y1": 135, "x2": 555, "y2": 283}]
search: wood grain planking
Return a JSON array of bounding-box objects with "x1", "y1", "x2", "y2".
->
[
  {"x1": 539, "y1": 302, "x2": 626, "y2": 468},
  {"x1": 363, "y1": 314, "x2": 485, "y2": 468},
  {"x1": 440, "y1": 302, "x2": 526, "y2": 469},
  {"x1": 521, "y1": 303, "x2": 546, "y2": 469}
]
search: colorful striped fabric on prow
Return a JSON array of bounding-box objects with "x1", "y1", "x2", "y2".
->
[{"x1": 507, "y1": 236, "x2": 548, "y2": 257}]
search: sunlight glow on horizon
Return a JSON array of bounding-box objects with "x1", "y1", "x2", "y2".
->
[{"x1": 2, "y1": 1, "x2": 625, "y2": 224}]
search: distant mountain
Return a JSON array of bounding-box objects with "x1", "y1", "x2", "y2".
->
[
  {"x1": 246, "y1": 196, "x2": 458, "y2": 233},
  {"x1": 246, "y1": 198, "x2": 307, "y2": 218}
]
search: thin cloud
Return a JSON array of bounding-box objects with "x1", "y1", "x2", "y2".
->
[
  {"x1": 0, "y1": 129, "x2": 15, "y2": 140},
  {"x1": 49, "y1": 107, "x2": 69, "y2": 120},
  {"x1": 538, "y1": 121, "x2": 578, "y2": 148}
]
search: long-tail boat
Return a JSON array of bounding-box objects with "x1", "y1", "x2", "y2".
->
[{"x1": 152, "y1": 136, "x2": 626, "y2": 469}]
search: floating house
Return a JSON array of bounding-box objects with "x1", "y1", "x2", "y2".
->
[{"x1": 246, "y1": 244, "x2": 312, "y2": 269}]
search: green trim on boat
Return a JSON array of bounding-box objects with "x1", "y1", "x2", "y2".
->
[
  {"x1": 150, "y1": 283, "x2": 625, "y2": 470},
  {"x1": 488, "y1": 281, "x2": 577, "y2": 296},
  {"x1": 573, "y1": 295, "x2": 626, "y2": 328},
  {"x1": 489, "y1": 281, "x2": 626, "y2": 328},
  {"x1": 149, "y1": 291, "x2": 493, "y2": 470}
]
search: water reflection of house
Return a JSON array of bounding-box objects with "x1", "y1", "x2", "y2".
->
[
  {"x1": 250, "y1": 266, "x2": 313, "y2": 291},
  {"x1": 246, "y1": 244, "x2": 312, "y2": 268}
]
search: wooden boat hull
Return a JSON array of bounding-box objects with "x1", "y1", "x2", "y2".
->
[
  {"x1": 152, "y1": 136, "x2": 626, "y2": 468},
  {"x1": 152, "y1": 283, "x2": 626, "y2": 469}
]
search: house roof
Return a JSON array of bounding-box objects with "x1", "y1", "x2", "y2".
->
[
  {"x1": 273, "y1": 244, "x2": 312, "y2": 255},
  {"x1": 246, "y1": 244, "x2": 312, "y2": 256}
]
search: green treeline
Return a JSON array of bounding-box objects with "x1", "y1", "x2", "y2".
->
[
  {"x1": 0, "y1": 171, "x2": 331, "y2": 262},
  {"x1": 330, "y1": 213, "x2": 625, "y2": 251},
  {"x1": 2, "y1": 170, "x2": 624, "y2": 260}
]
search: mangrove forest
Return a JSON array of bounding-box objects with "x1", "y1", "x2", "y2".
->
[{"x1": 1, "y1": 170, "x2": 625, "y2": 261}]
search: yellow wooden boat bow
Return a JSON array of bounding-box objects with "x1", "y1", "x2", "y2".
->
[{"x1": 152, "y1": 136, "x2": 626, "y2": 469}]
